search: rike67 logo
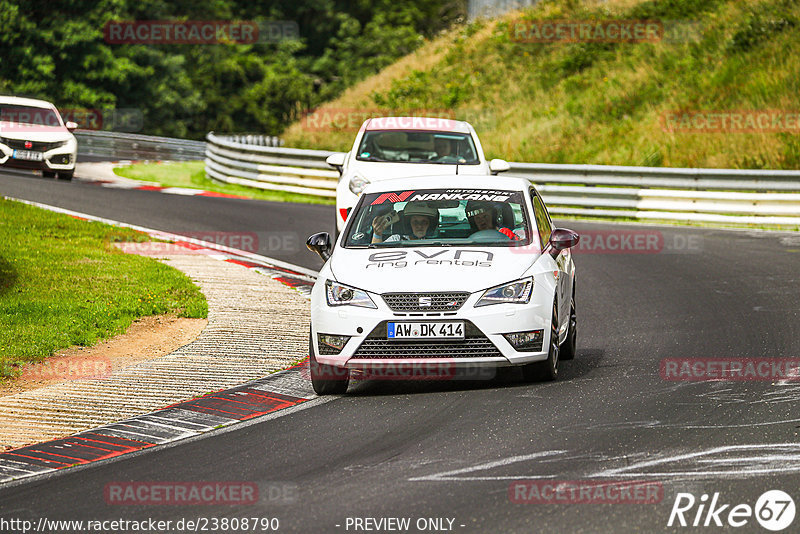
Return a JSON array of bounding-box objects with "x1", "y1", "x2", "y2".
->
[{"x1": 668, "y1": 490, "x2": 795, "y2": 531}]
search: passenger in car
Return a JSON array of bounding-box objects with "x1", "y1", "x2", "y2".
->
[
  {"x1": 430, "y1": 138, "x2": 463, "y2": 163},
  {"x1": 466, "y1": 200, "x2": 523, "y2": 240},
  {"x1": 372, "y1": 202, "x2": 440, "y2": 243}
]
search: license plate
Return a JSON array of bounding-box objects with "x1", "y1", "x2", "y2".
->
[
  {"x1": 388, "y1": 321, "x2": 464, "y2": 340},
  {"x1": 12, "y1": 149, "x2": 43, "y2": 161}
]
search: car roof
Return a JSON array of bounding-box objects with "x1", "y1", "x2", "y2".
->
[
  {"x1": 363, "y1": 116, "x2": 472, "y2": 134},
  {"x1": 0, "y1": 95, "x2": 57, "y2": 109},
  {"x1": 361, "y1": 174, "x2": 533, "y2": 194}
]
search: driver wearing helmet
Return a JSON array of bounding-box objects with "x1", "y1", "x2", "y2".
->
[
  {"x1": 466, "y1": 200, "x2": 523, "y2": 240},
  {"x1": 372, "y1": 202, "x2": 439, "y2": 243}
]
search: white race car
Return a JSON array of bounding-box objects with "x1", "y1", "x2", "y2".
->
[
  {"x1": 306, "y1": 175, "x2": 579, "y2": 395},
  {"x1": 326, "y1": 117, "x2": 510, "y2": 235},
  {"x1": 0, "y1": 95, "x2": 78, "y2": 180}
]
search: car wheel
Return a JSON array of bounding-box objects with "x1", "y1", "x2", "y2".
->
[
  {"x1": 522, "y1": 300, "x2": 560, "y2": 382},
  {"x1": 57, "y1": 171, "x2": 73, "y2": 181},
  {"x1": 560, "y1": 283, "x2": 577, "y2": 361},
  {"x1": 42, "y1": 170, "x2": 56, "y2": 178},
  {"x1": 309, "y1": 331, "x2": 349, "y2": 395}
]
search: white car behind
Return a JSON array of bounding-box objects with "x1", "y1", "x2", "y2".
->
[
  {"x1": 0, "y1": 95, "x2": 78, "y2": 180},
  {"x1": 327, "y1": 117, "x2": 510, "y2": 234}
]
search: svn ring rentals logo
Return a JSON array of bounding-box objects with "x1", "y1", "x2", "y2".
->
[
  {"x1": 668, "y1": 490, "x2": 795, "y2": 530},
  {"x1": 104, "y1": 20, "x2": 298, "y2": 44}
]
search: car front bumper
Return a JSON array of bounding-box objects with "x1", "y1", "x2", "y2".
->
[
  {"x1": 310, "y1": 280, "x2": 555, "y2": 370},
  {"x1": 0, "y1": 146, "x2": 77, "y2": 172}
]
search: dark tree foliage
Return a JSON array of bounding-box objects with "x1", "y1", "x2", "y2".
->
[{"x1": 0, "y1": 0, "x2": 465, "y2": 138}]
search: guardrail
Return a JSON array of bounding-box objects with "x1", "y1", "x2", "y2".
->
[
  {"x1": 205, "y1": 132, "x2": 338, "y2": 197},
  {"x1": 76, "y1": 130, "x2": 205, "y2": 161},
  {"x1": 204, "y1": 132, "x2": 800, "y2": 225}
]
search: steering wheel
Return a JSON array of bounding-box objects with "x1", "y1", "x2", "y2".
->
[{"x1": 468, "y1": 229, "x2": 507, "y2": 242}]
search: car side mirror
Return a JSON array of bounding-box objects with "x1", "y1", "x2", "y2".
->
[
  {"x1": 489, "y1": 159, "x2": 510, "y2": 175},
  {"x1": 548, "y1": 228, "x2": 580, "y2": 258},
  {"x1": 325, "y1": 152, "x2": 346, "y2": 175},
  {"x1": 65, "y1": 121, "x2": 78, "y2": 131},
  {"x1": 306, "y1": 232, "x2": 332, "y2": 261}
]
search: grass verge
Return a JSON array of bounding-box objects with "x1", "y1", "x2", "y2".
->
[
  {"x1": 283, "y1": 0, "x2": 800, "y2": 170},
  {"x1": 0, "y1": 197, "x2": 208, "y2": 380},
  {"x1": 113, "y1": 161, "x2": 335, "y2": 205}
]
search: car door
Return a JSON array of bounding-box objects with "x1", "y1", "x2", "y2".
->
[{"x1": 531, "y1": 189, "x2": 571, "y2": 339}]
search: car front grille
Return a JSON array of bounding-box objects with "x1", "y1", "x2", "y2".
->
[
  {"x1": 0, "y1": 138, "x2": 65, "y2": 151},
  {"x1": 352, "y1": 338, "x2": 501, "y2": 359},
  {"x1": 382, "y1": 292, "x2": 469, "y2": 312},
  {"x1": 351, "y1": 321, "x2": 502, "y2": 359}
]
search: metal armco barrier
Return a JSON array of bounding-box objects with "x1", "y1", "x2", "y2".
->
[
  {"x1": 76, "y1": 130, "x2": 205, "y2": 161},
  {"x1": 206, "y1": 132, "x2": 337, "y2": 197},
  {"x1": 205, "y1": 131, "x2": 800, "y2": 225}
]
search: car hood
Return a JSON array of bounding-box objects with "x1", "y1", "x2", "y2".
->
[
  {"x1": 329, "y1": 246, "x2": 540, "y2": 293},
  {"x1": 351, "y1": 161, "x2": 488, "y2": 179},
  {"x1": 0, "y1": 122, "x2": 73, "y2": 141}
]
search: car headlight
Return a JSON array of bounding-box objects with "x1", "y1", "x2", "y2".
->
[
  {"x1": 349, "y1": 175, "x2": 370, "y2": 195},
  {"x1": 475, "y1": 277, "x2": 534, "y2": 307},
  {"x1": 325, "y1": 280, "x2": 377, "y2": 308},
  {"x1": 50, "y1": 140, "x2": 68, "y2": 150}
]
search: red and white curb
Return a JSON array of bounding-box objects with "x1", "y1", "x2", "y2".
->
[
  {"x1": 0, "y1": 364, "x2": 316, "y2": 484},
  {"x1": 74, "y1": 161, "x2": 250, "y2": 199},
  {"x1": 0, "y1": 197, "x2": 320, "y2": 485}
]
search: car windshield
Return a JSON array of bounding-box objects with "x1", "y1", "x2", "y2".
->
[
  {"x1": 0, "y1": 105, "x2": 62, "y2": 126},
  {"x1": 355, "y1": 131, "x2": 480, "y2": 165},
  {"x1": 344, "y1": 188, "x2": 532, "y2": 248}
]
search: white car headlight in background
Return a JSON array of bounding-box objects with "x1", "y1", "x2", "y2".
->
[
  {"x1": 475, "y1": 277, "x2": 534, "y2": 307},
  {"x1": 349, "y1": 175, "x2": 371, "y2": 195},
  {"x1": 325, "y1": 280, "x2": 377, "y2": 308}
]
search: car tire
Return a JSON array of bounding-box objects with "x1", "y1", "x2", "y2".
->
[
  {"x1": 57, "y1": 171, "x2": 73, "y2": 181},
  {"x1": 309, "y1": 331, "x2": 349, "y2": 395},
  {"x1": 522, "y1": 300, "x2": 560, "y2": 382},
  {"x1": 42, "y1": 171, "x2": 56, "y2": 178},
  {"x1": 560, "y1": 283, "x2": 577, "y2": 361}
]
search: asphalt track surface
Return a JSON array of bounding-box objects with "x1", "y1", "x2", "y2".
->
[{"x1": 2, "y1": 168, "x2": 800, "y2": 533}]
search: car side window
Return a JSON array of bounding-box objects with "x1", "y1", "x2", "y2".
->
[{"x1": 531, "y1": 190, "x2": 552, "y2": 250}]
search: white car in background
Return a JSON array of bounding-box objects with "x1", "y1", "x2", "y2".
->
[
  {"x1": 327, "y1": 117, "x2": 510, "y2": 234},
  {"x1": 0, "y1": 95, "x2": 78, "y2": 180},
  {"x1": 306, "y1": 175, "x2": 579, "y2": 395}
]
